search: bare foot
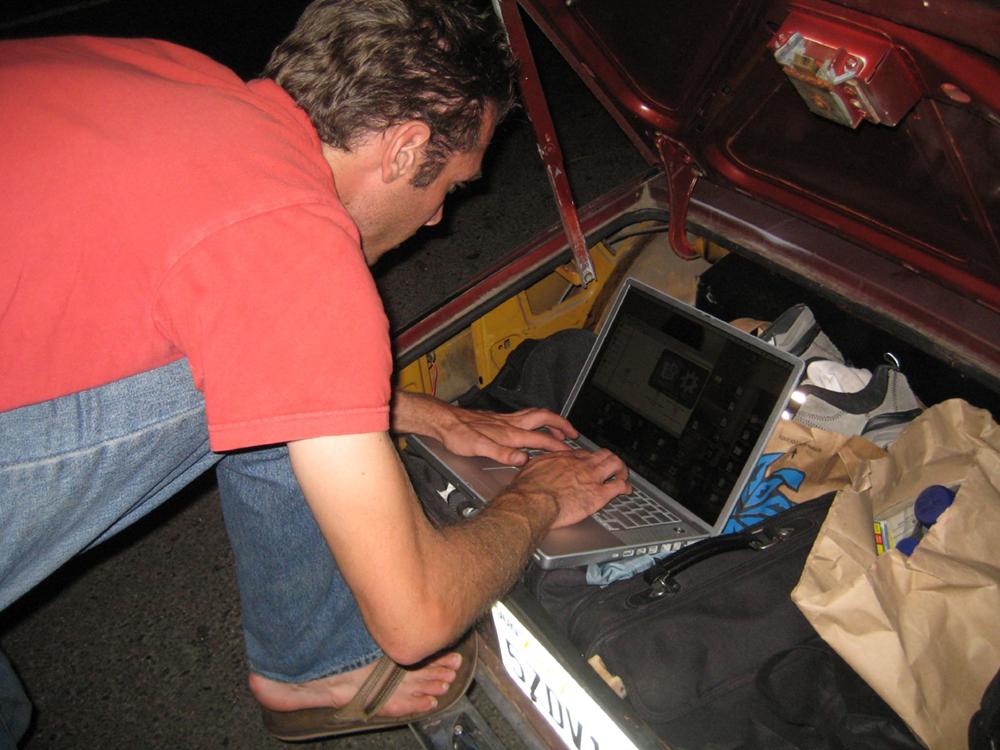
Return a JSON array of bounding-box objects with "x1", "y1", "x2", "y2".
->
[{"x1": 249, "y1": 651, "x2": 462, "y2": 717}]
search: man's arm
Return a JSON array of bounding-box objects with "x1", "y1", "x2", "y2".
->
[
  {"x1": 287, "y1": 431, "x2": 628, "y2": 665},
  {"x1": 391, "y1": 389, "x2": 575, "y2": 465}
]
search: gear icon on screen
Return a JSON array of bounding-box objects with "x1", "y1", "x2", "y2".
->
[{"x1": 680, "y1": 371, "x2": 700, "y2": 394}]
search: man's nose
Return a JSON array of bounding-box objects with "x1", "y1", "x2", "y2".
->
[{"x1": 424, "y1": 205, "x2": 444, "y2": 226}]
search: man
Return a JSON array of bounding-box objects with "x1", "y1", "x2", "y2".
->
[{"x1": 0, "y1": 0, "x2": 629, "y2": 743}]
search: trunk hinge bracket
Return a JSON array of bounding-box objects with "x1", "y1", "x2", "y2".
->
[
  {"x1": 655, "y1": 134, "x2": 703, "y2": 260},
  {"x1": 495, "y1": 0, "x2": 596, "y2": 287}
]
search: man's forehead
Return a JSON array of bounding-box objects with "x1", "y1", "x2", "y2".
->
[
  {"x1": 436, "y1": 107, "x2": 495, "y2": 181},
  {"x1": 448, "y1": 149, "x2": 485, "y2": 182}
]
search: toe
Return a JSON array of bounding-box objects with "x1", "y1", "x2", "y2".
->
[
  {"x1": 429, "y1": 651, "x2": 462, "y2": 670},
  {"x1": 415, "y1": 665, "x2": 457, "y2": 685},
  {"x1": 416, "y1": 680, "x2": 453, "y2": 698}
]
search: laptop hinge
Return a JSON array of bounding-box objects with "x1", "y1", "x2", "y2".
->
[
  {"x1": 494, "y1": 0, "x2": 596, "y2": 287},
  {"x1": 654, "y1": 134, "x2": 703, "y2": 260}
]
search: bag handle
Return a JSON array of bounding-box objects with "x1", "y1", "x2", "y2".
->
[
  {"x1": 641, "y1": 524, "x2": 789, "y2": 585},
  {"x1": 625, "y1": 497, "x2": 833, "y2": 610},
  {"x1": 626, "y1": 524, "x2": 793, "y2": 608}
]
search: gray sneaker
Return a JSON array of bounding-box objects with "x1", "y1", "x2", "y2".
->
[
  {"x1": 792, "y1": 364, "x2": 923, "y2": 448},
  {"x1": 760, "y1": 304, "x2": 844, "y2": 364}
]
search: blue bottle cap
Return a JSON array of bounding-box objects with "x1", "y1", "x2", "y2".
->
[
  {"x1": 914, "y1": 485, "x2": 955, "y2": 527},
  {"x1": 895, "y1": 536, "x2": 920, "y2": 556}
]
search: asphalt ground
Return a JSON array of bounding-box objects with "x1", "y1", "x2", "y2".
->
[{"x1": 0, "y1": 3, "x2": 647, "y2": 748}]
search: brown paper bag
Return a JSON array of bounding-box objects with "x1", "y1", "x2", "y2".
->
[
  {"x1": 792, "y1": 399, "x2": 1000, "y2": 750},
  {"x1": 728, "y1": 317, "x2": 770, "y2": 336},
  {"x1": 767, "y1": 419, "x2": 886, "y2": 502},
  {"x1": 725, "y1": 419, "x2": 885, "y2": 531}
]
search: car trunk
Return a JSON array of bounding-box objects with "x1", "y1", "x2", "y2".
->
[{"x1": 392, "y1": 2, "x2": 1000, "y2": 748}]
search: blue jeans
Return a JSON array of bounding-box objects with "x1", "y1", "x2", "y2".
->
[{"x1": 0, "y1": 359, "x2": 380, "y2": 747}]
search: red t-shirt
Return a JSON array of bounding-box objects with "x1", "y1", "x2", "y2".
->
[{"x1": 0, "y1": 37, "x2": 392, "y2": 450}]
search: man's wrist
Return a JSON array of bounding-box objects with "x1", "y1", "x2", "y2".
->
[
  {"x1": 487, "y1": 488, "x2": 559, "y2": 548},
  {"x1": 391, "y1": 389, "x2": 449, "y2": 436}
]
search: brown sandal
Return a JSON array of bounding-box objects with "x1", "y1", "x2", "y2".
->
[{"x1": 261, "y1": 630, "x2": 477, "y2": 741}]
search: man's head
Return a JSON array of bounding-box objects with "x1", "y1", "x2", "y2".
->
[
  {"x1": 318, "y1": 110, "x2": 493, "y2": 263},
  {"x1": 266, "y1": 0, "x2": 518, "y2": 187}
]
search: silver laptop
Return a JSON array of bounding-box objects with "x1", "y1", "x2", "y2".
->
[{"x1": 409, "y1": 278, "x2": 804, "y2": 569}]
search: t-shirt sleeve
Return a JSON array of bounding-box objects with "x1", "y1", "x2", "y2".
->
[{"x1": 152, "y1": 203, "x2": 392, "y2": 451}]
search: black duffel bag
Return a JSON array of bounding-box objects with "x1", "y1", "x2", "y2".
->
[{"x1": 525, "y1": 495, "x2": 923, "y2": 750}]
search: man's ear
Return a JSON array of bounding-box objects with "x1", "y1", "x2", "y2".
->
[{"x1": 381, "y1": 121, "x2": 432, "y2": 183}]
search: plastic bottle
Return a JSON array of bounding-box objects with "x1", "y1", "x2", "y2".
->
[
  {"x1": 896, "y1": 485, "x2": 955, "y2": 556},
  {"x1": 914, "y1": 484, "x2": 956, "y2": 527}
]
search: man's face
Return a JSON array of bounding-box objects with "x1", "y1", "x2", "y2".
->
[{"x1": 350, "y1": 113, "x2": 494, "y2": 265}]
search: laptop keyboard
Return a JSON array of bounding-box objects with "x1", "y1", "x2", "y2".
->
[
  {"x1": 524, "y1": 446, "x2": 680, "y2": 532},
  {"x1": 593, "y1": 488, "x2": 680, "y2": 531}
]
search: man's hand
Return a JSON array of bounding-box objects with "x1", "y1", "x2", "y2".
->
[
  {"x1": 287, "y1": 431, "x2": 619, "y2": 664},
  {"x1": 392, "y1": 390, "x2": 577, "y2": 466},
  {"x1": 501, "y1": 448, "x2": 631, "y2": 528},
  {"x1": 288, "y1": 427, "x2": 629, "y2": 663}
]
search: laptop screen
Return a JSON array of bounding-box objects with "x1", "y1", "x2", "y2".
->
[{"x1": 566, "y1": 285, "x2": 798, "y2": 527}]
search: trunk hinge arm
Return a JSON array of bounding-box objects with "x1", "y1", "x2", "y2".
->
[
  {"x1": 655, "y1": 134, "x2": 702, "y2": 260},
  {"x1": 495, "y1": 0, "x2": 596, "y2": 287}
]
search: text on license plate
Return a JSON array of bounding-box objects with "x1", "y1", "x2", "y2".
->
[{"x1": 491, "y1": 601, "x2": 639, "y2": 750}]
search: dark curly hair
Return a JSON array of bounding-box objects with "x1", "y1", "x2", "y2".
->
[{"x1": 265, "y1": 0, "x2": 519, "y2": 187}]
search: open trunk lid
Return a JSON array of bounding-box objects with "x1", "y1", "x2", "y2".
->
[{"x1": 502, "y1": 0, "x2": 1000, "y2": 384}]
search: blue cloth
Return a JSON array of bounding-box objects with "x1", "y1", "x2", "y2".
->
[
  {"x1": 586, "y1": 549, "x2": 671, "y2": 586},
  {"x1": 0, "y1": 359, "x2": 379, "y2": 744}
]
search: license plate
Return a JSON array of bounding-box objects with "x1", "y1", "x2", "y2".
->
[{"x1": 491, "y1": 601, "x2": 640, "y2": 750}]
